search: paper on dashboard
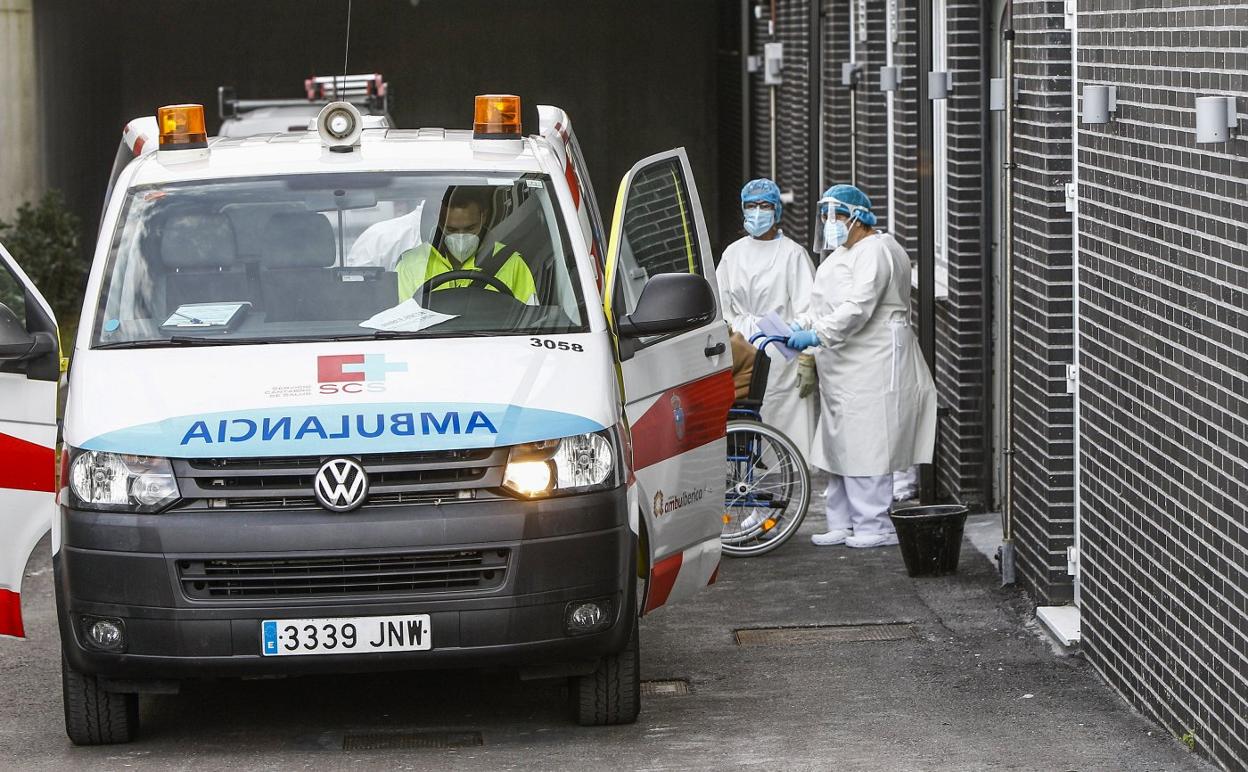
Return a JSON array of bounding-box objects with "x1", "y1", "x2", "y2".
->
[{"x1": 359, "y1": 300, "x2": 458, "y2": 332}]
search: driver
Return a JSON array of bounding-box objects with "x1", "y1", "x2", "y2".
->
[{"x1": 395, "y1": 189, "x2": 537, "y2": 304}]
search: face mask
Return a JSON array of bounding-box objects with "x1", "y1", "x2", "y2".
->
[
  {"x1": 444, "y1": 232, "x2": 480, "y2": 261},
  {"x1": 743, "y1": 208, "x2": 776, "y2": 238},
  {"x1": 824, "y1": 218, "x2": 850, "y2": 250}
]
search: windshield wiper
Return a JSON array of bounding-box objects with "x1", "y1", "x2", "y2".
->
[
  {"x1": 365, "y1": 329, "x2": 497, "y2": 339},
  {"x1": 94, "y1": 336, "x2": 232, "y2": 349}
]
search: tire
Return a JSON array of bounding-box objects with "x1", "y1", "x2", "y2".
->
[
  {"x1": 62, "y1": 653, "x2": 139, "y2": 745},
  {"x1": 571, "y1": 616, "x2": 641, "y2": 726},
  {"x1": 721, "y1": 419, "x2": 812, "y2": 558}
]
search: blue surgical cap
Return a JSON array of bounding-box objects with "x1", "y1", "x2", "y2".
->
[
  {"x1": 741, "y1": 178, "x2": 783, "y2": 221},
  {"x1": 821, "y1": 184, "x2": 877, "y2": 227}
]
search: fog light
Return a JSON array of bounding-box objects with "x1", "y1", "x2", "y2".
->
[
  {"x1": 82, "y1": 616, "x2": 126, "y2": 651},
  {"x1": 564, "y1": 598, "x2": 614, "y2": 636}
]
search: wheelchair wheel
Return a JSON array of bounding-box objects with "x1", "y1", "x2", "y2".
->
[{"x1": 721, "y1": 419, "x2": 811, "y2": 557}]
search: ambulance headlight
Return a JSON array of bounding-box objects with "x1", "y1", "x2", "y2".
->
[
  {"x1": 503, "y1": 429, "x2": 620, "y2": 499},
  {"x1": 67, "y1": 449, "x2": 180, "y2": 513}
]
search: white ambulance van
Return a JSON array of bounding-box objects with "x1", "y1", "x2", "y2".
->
[{"x1": 0, "y1": 96, "x2": 733, "y2": 743}]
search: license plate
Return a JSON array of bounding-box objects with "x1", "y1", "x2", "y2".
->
[{"x1": 261, "y1": 614, "x2": 431, "y2": 657}]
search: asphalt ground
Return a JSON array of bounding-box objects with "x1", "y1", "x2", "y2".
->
[{"x1": 0, "y1": 485, "x2": 1212, "y2": 771}]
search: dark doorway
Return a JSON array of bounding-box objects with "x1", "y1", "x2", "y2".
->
[{"x1": 33, "y1": 0, "x2": 721, "y2": 256}]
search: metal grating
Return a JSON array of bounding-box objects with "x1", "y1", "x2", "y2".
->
[
  {"x1": 641, "y1": 679, "x2": 690, "y2": 696},
  {"x1": 178, "y1": 549, "x2": 509, "y2": 600},
  {"x1": 734, "y1": 623, "x2": 913, "y2": 645},
  {"x1": 342, "y1": 730, "x2": 483, "y2": 751}
]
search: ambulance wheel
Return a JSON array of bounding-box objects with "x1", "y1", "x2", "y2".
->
[
  {"x1": 62, "y1": 653, "x2": 139, "y2": 745},
  {"x1": 571, "y1": 616, "x2": 640, "y2": 726}
]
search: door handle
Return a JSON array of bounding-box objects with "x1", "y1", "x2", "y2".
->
[{"x1": 704, "y1": 342, "x2": 725, "y2": 358}]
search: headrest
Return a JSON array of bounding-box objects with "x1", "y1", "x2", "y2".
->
[
  {"x1": 260, "y1": 212, "x2": 336, "y2": 268},
  {"x1": 159, "y1": 213, "x2": 238, "y2": 270}
]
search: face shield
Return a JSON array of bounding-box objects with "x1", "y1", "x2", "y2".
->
[{"x1": 812, "y1": 195, "x2": 868, "y2": 254}]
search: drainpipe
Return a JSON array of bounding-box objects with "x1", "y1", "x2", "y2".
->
[
  {"x1": 998, "y1": 4, "x2": 1017, "y2": 584},
  {"x1": 808, "y1": 0, "x2": 821, "y2": 247},
  {"x1": 741, "y1": 0, "x2": 752, "y2": 186},
  {"x1": 848, "y1": 1, "x2": 859, "y2": 186},
  {"x1": 916, "y1": 0, "x2": 937, "y2": 503},
  {"x1": 886, "y1": 0, "x2": 896, "y2": 230},
  {"x1": 768, "y1": 0, "x2": 778, "y2": 179},
  {"x1": 977, "y1": 0, "x2": 996, "y2": 527}
]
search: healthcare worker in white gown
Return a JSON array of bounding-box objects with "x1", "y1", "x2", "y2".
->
[
  {"x1": 718, "y1": 178, "x2": 818, "y2": 461},
  {"x1": 788, "y1": 184, "x2": 937, "y2": 548}
]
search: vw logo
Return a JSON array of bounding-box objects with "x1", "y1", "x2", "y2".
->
[{"x1": 313, "y1": 458, "x2": 369, "y2": 512}]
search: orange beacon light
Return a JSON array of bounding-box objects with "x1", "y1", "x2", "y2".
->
[
  {"x1": 473, "y1": 95, "x2": 522, "y2": 139},
  {"x1": 157, "y1": 104, "x2": 208, "y2": 150}
]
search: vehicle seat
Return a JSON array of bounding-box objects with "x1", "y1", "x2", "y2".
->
[
  {"x1": 480, "y1": 195, "x2": 551, "y2": 296},
  {"x1": 259, "y1": 212, "x2": 397, "y2": 322},
  {"x1": 731, "y1": 343, "x2": 771, "y2": 414},
  {"x1": 160, "y1": 213, "x2": 252, "y2": 313}
]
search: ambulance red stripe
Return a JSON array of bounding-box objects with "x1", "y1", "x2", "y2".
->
[
  {"x1": 0, "y1": 432, "x2": 55, "y2": 494},
  {"x1": 630, "y1": 370, "x2": 734, "y2": 471},
  {"x1": 643, "y1": 551, "x2": 682, "y2": 613},
  {"x1": 0, "y1": 589, "x2": 23, "y2": 639}
]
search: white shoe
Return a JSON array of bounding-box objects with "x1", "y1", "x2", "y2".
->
[
  {"x1": 845, "y1": 531, "x2": 900, "y2": 549},
  {"x1": 740, "y1": 512, "x2": 764, "y2": 531},
  {"x1": 811, "y1": 529, "x2": 852, "y2": 546}
]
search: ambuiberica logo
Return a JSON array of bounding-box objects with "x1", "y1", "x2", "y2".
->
[{"x1": 652, "y1": 488, "x2": 706, "y2": 519}]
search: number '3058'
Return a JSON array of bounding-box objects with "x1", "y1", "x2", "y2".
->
[{"x1": 530, "y1": 338, "x2": 583, "y2": 352}]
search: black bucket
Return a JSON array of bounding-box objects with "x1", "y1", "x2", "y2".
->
[{"x1": 890, "y1": 504, "x2": 970, "y2": 577}]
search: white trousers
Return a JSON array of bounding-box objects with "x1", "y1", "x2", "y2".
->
[
  {"x1": 892, "y1": 466, "x2": 918, "y2": 499},
  {"x1": 825, "y1": 474, "x2": 894, "y2": 536}
]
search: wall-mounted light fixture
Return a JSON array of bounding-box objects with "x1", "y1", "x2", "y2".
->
[
  {"x1": 1195, "y1": 96, "x2": 1237, "y2": 144},
  {"x1": 927, "y1": 71, "x2": 952, "y2": 100},
  {"x1": 1081, "y1": 85, "x2": 1117, "y2": 125},
  {"x1": 880, "y1": 66, "x2": 899, "y2": 92},
  {"x1": 842, "y1": 62, "x2": 864, "y2": 89}
]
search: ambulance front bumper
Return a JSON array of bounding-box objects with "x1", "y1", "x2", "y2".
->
[{"x1": 55, "y1": 487, "x2": 633, "y2": 681}]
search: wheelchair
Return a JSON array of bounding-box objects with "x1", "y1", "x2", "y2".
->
[{"x1": 720, "y1": 333, "x2": 812, "y2": 557}]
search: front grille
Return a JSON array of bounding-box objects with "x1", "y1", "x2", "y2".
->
[
  {"x1": 174, "y1": 448, "x2": 508, "y2": 512},
  {"x1": 177, "y1": 548, "x2": 510, "y2": 600}
]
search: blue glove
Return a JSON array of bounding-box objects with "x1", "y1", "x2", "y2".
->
[
  {"x1": 788, "y1": 320, "x2": 803, "y2": 332},
  {"x1": 787, "y1": 329, "x2": 820, "y2": 351}
]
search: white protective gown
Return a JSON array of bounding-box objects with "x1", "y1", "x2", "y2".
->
[
  {"x1": 345, "y1": 203, "x2": 426, "y2": 270},
  {"x1": 799, "y1": 231, "x2": 937, "y2": 477},
  {"x1": 718, "y1": 232, "x2": 818, "y2": 461}
]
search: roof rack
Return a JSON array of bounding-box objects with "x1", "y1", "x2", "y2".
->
[{"x1": 218, "y1": 73, "x2": 390, "y2": 120}]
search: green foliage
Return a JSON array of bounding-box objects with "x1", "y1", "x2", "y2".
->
[
  {"x1": 0, "y1": 190, "x2": 85, "y2": 326},
  {"x1": 1180, "y1": 731, "x2": 1196, "y2": 751}
]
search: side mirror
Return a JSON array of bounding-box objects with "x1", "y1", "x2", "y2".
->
[
  {"x1": 0, "y1": 303, "x2": 56, "y2": 361},
  {"x1": 617, "y1": 273, "x2": 716, "y2": 339}
]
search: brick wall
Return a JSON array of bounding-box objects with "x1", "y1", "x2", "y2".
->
[
  {"x1": 751, "y1": 1, "x2": 815, "y2": 248},
  {"x1": 1075, "y1": 2, "x2": 1248, "y2": 766},
  {"x1": 892, "y1": 1, "x2": 919, "y2": 259},
  {"x1": 850, "y1": 3, "x2": 890, "y2": 228},
  {"x1": 932, "y1": 1, "x2": 989, "y2": 505},
  {"x1": 1008, "y1": 0, "x2": 1077, "y2": 605},
  {"x1": 821, "y1": 0, "x2": 852, "y2": 197}
]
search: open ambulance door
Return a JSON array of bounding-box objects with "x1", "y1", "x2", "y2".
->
[
  {"x1": 603, "y1": 149, "x2": 733, "y2": 615},
  {"x1": 0, "y1": 243, "x2": 59, "y2": 639}
]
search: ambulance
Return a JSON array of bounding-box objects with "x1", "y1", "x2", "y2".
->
[{"x1": 0, "y1": 96, "x2": 733, "y2": 744}]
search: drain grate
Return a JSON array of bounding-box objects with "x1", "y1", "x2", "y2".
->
[
  {"x1": 342, "y1": 730, "x2": 483, "y2": 751},
  {"x1": 642, "y1": 679, "x2": 690, "y2": 695},
  {"x1": 734, "y1": 623, "x2": 914, "y2": 645}
]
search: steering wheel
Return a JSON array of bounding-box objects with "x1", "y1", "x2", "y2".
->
[{"x1": 414, "y1": 270, "x2": 514, "y2": 301}]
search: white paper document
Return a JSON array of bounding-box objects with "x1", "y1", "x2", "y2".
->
[
  {"x1": 359, "y1": 300, "x2": 458, "y2": 332},
  {"x1": 758, "y1": 312, "x2": 800, "y2": 361}
]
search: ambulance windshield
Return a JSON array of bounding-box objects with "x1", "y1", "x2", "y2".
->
[{"x1": 91, "y1": 172, "x2": 588, "y2": 347}]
